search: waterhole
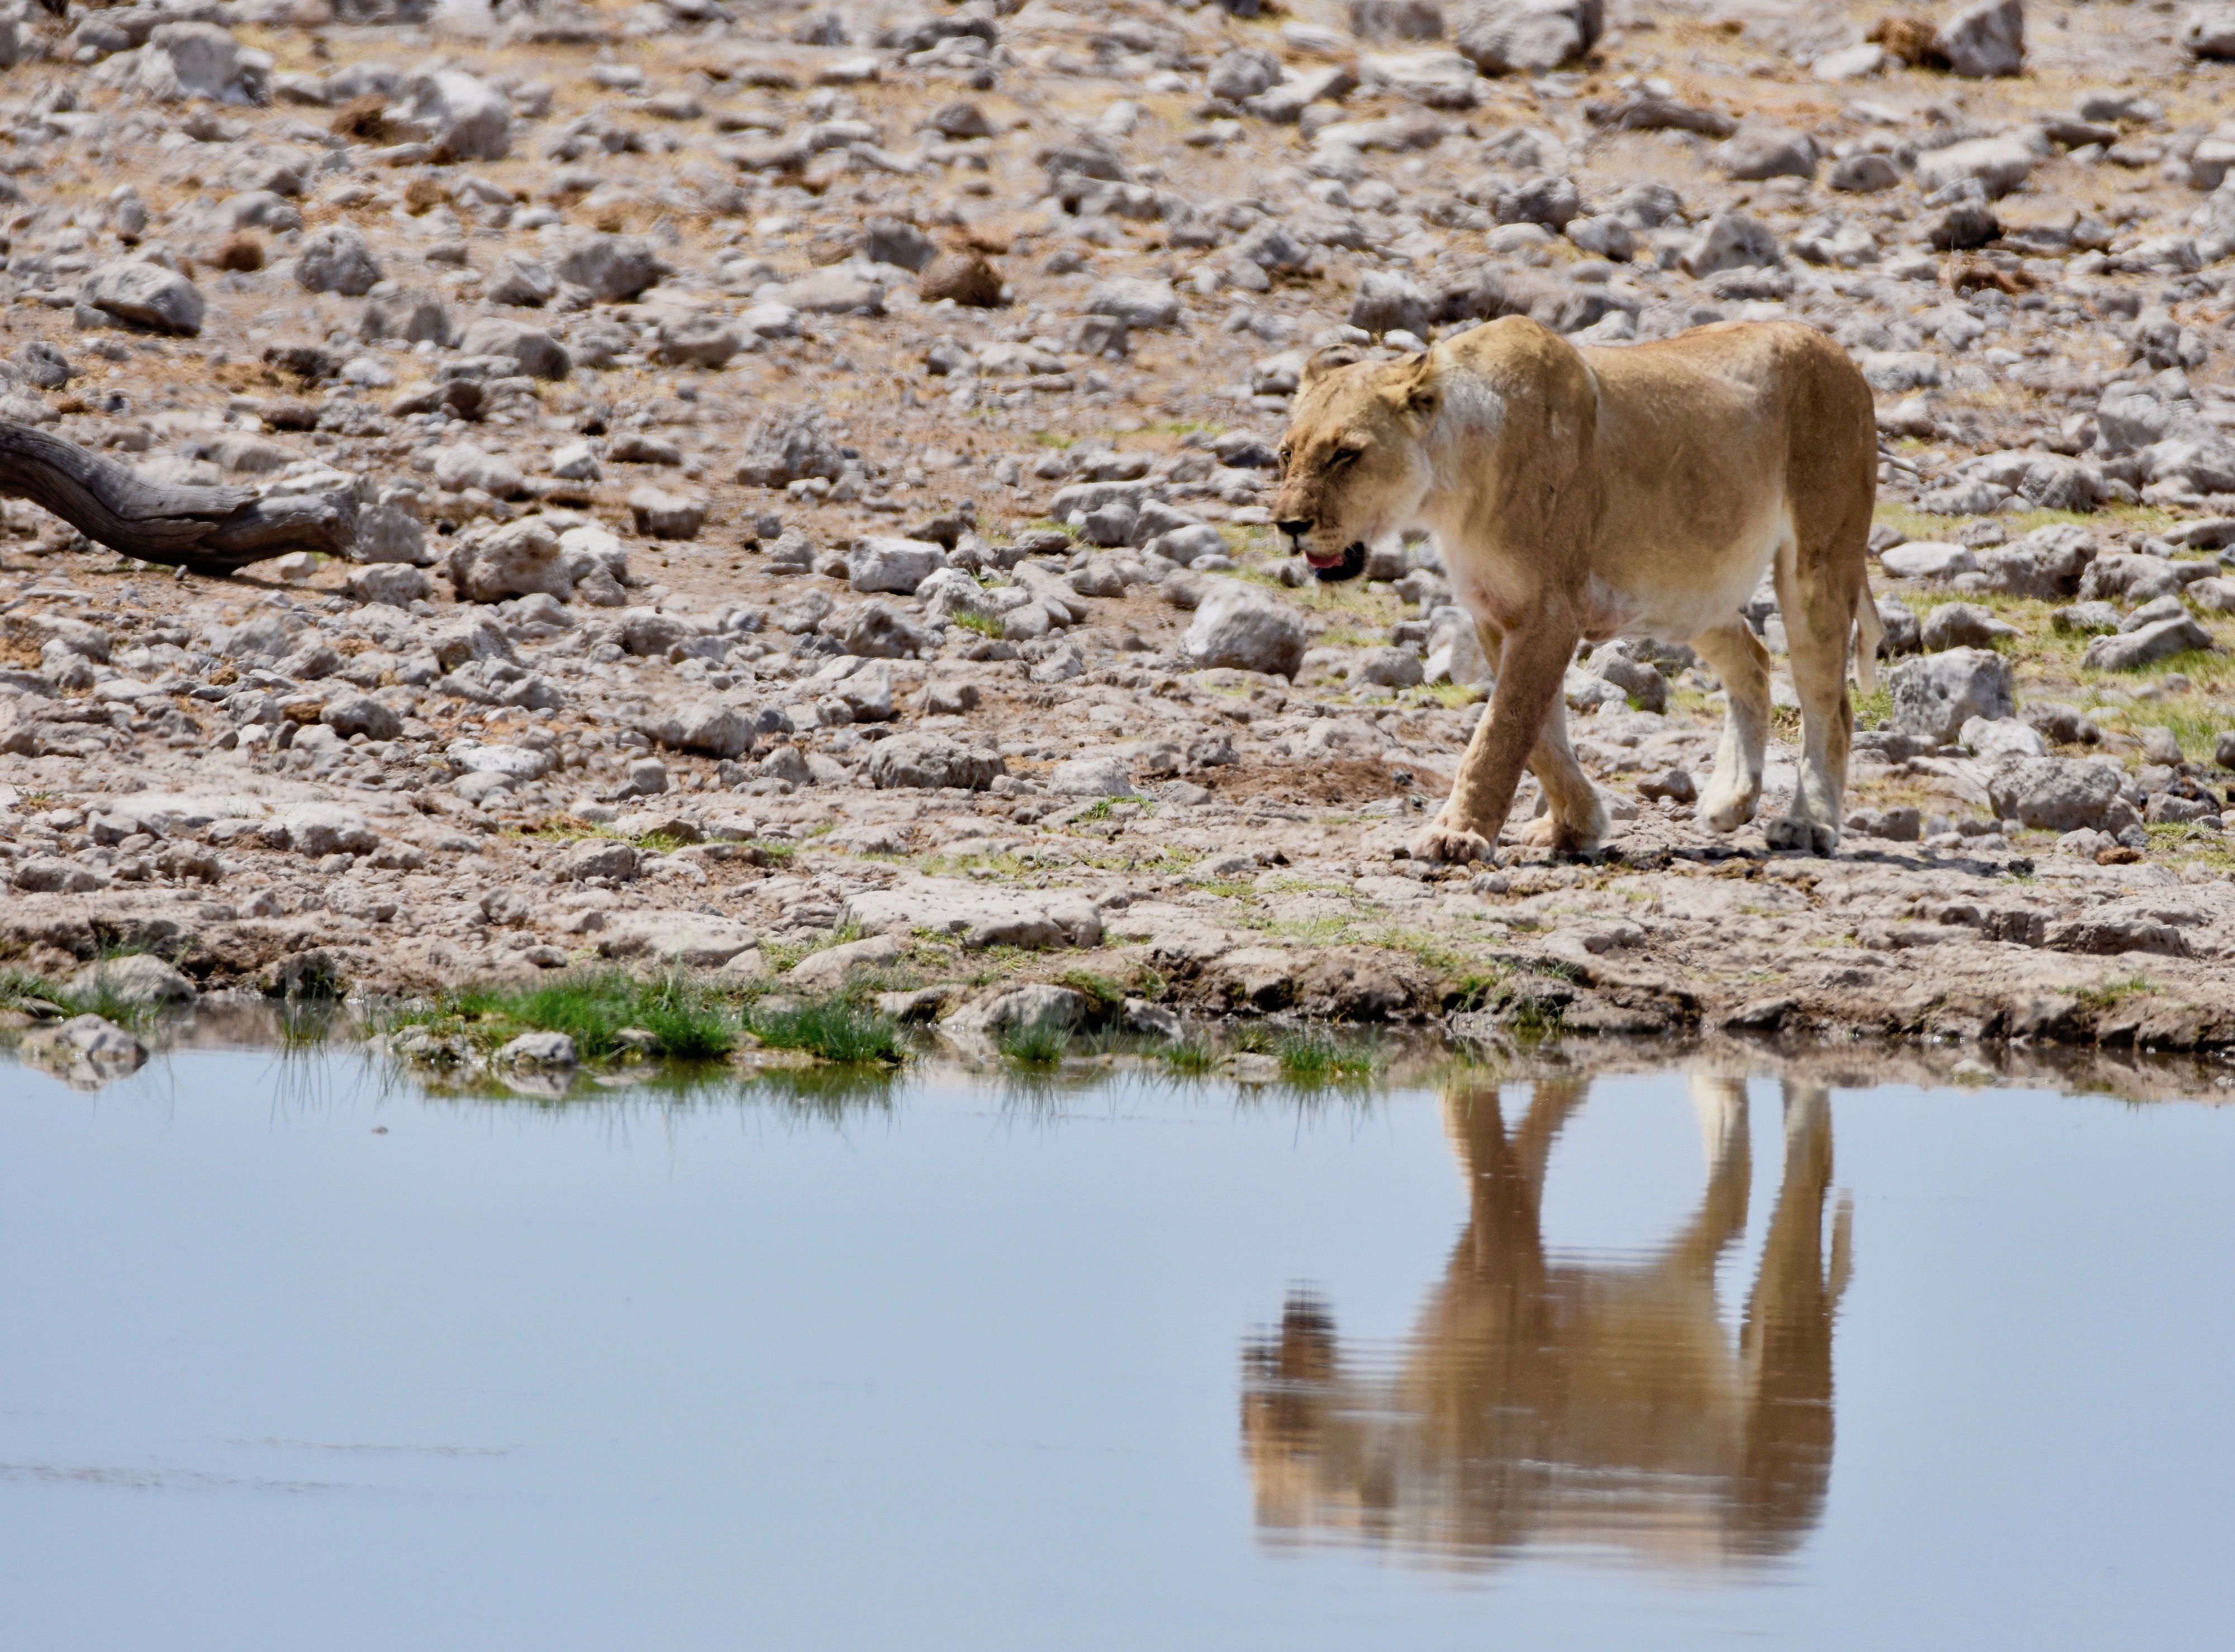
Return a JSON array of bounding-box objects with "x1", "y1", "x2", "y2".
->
[{"x1": 3, "y1": 1039, "x2": 2232, "y2": 1649}]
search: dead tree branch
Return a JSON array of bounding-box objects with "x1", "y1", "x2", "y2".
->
[{"x1": 0, "y1": 420, "x2": 354, "y2": 576}]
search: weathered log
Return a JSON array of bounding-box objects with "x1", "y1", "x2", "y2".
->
[{"x1": 0, "y1": 420, "x2": 355, "y2": 576}]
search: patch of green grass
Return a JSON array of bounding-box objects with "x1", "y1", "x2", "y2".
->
[
  {"x1": 1874, "y1": 499, "x2": 2181, "y2": 544},
  {"x1": 1505, "y1": 991, "x2": 1567, "y2": 1038},
  {"x1": 0, "y1": 967, "x2": 65, "y2": 1016},
  {"x1": 1030, "y1": 431, "x2": 1074, "y2": 449},
  {"x1": 750, "y1": 996, "x2": 903, "y2": 1064},
  {"x1": 631, "y1": 974, "x2": 739, "y2": 1060},
  {"x1": 2008, "y1": 504, "x2": 2172, "y2": 538},
  {"x1": 2108, "y1": 701, "x2": 2235, "y2": 763},
  {"x1": 1226, "y1": 1023, "x2": 1274, "y2": 1055},
  {"x1": 1155, "y1": 1034, "x2": 1217, "y2": 1074},
  {"x1": 1370, "y1": 926, "x2": 1479, "y2": 978},
  {"x1": 1290, "y1": 577, "x2": 1405, "y2": 622},
  {"x1": 1873, "y1": 502, "x2": 1956, "y2": 543},
  {"x1": 1443, "y1": 970, "x2": 1504, "y2": 1011},
  {"x1": 1404, "y1": 680, "x2": 1487, "y2": 709},
  {"x1": 277, "y1": 1003, "x2": 339, "y2": 1052},
  {"x1": 1055, "y1": 968, "x2": 1126, "y2": 1015},
  {"x1": 1852, "y1": 683, "x2": 1892, "y2": 729},
  {"x1": 950, "y1": 608, "x2": 1004, "y2": 639},
  {"x1": 2096, "y1": 646, "x2": 2235, "y2": 691},
  {"x1": 378, "y1": 971, "x2": 739, "y2": 1062},
  {"x1": 36, "y1": 962, "x2": 162, "y2": 1029},
  {"x1": 1257, "y1": 873, "x2": 1356, "y2": 900},
  {"x1": 1261, "y1": 915, "x2": 1361, "y2": 945},
  {"x1": 921, "y1": 848, "x2": 1025, "y2": 880},
  {"x1": 998, "y1": 1021, "x2": 1070, "y2": 1064},
  {"x1": 503, "y1": 971, "x2": 737, "y2": 1061},
  {"x1": 1275, "y1": 1027, "x2": 1379, "y2": 1082},
  {"x1": 2074, "y1": 973, "x2": 2154, "y2": 1012},
  {"x1": 1071, "y1": 844, "x2": 1201, "y2": 877},
  {"x1": 496, "y1": 978, "x2": 641, "y2": 1059},
  {"x1": 757, "y1": 937, "x2": 812, "y2": 975},
  {"x1": 964, "y1": 943, "x2": 1034, "y2": 988}
]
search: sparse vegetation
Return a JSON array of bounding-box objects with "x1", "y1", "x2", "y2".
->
[
  {"x1": 1055, "y1": 969, "x2": 1126, "y2": 1016},
  {"x1": 382, "y1": 972, "x2": 738, "y2": 1063},
  {"x1": 0, "y1": 962, "x2": 161, "y2": 1029},
  {"x1": 2075, "y1": 974, "x2": 2156, "y2": 1012},
  {"x1": 1154, "y1": 1034, "x2": 1218, "y2": 1074},
  {"x1": 1275, "y1": 1027, "x2": 1380, "y2": 1083},
  {"x1": 750, "y1": 997, "x2": 904, "y2": 1065},
  {"x1": 0, "y1": 968, "x2": 65, "y2": 1017},
  {"x1": 1407, "y1": 680, "x2": 1488, "y2": 710},
  {"x1": 998, "y1": 1022, "x2": 1069, "y2": 1064}
]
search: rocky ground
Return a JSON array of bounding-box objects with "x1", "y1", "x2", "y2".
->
[{"x1": 6, "y1": 0, "x2": 2235, "y2": 1060}]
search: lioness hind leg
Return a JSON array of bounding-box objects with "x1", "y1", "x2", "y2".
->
[
  {"x1": 1767, "y1": 550, "x2": 1857, "y2": 856},
  {"x1": 1689, "y1": 620, "x2": 1773, "y2": 834}
]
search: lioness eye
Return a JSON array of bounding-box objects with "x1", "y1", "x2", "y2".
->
[{"x1": 1332, "y1": 446, "x2": 1362, "y2": 466}]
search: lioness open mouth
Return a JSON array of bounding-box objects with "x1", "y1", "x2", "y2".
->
[{"x1": 1310, "y1": 541, "x2": 1368, "y2": 582}]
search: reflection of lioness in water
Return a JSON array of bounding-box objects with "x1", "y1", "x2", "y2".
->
[
  {"x1": 1242, "y1": 1075, "x2": 1852, "y2": 1565},
  {"x1": 1272, "y1": 319, "x2": 1880, "y2": 863}
]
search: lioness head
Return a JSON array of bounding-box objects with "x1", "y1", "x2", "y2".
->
[{"x1": 1272, "y1": 346, "x2": 1440, "y2": 581}]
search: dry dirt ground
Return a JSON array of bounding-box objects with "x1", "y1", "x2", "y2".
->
[{"x1": 6, "y1": 0, "x2": 2235, "y2": 1059}]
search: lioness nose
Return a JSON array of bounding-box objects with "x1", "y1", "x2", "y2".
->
[{"x1": 1276, "y1": 518, "x2": 1313, "y2": 540}]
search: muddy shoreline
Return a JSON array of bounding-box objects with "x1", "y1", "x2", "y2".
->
[{"x1": 9, "y1": 960, "x2": 2235, "y2": 1105}]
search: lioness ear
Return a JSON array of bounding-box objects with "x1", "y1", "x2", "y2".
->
[
  {"x1": 1392, "y1": 351, "x2": 1439, "y2": 422},
  {"x1": 1300, "y1": 344, "x2": 1362, "y2": 387}
]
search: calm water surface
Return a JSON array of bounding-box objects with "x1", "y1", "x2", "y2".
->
[{"x1": 2, "y1": 1048, "x2": 2233, "y2": 1650}]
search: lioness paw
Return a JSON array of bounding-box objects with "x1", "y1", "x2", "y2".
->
[
  {"x1": 1697, "y1": 785, "x2": 1760, "y2": 834},
  {"x1": 1515, "y1": 811, "x2": 1605, "y2": 854},
  {"x1": 1411, "y1": 822, "x2": 1496, "y2": 865},
  {"x1": 1764, "y1": 815, "x2": 1839, "y2": 856}
]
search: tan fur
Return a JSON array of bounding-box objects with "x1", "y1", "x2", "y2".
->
[{"x1": 1273, "y1": 318, "x2": 1880, "y2": 862}]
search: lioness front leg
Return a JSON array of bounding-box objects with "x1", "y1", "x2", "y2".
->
[
  {"x1": 1689, "y1": 620, "x2": 1773, "y2": 834},
  {"x1": 1413, "y1": 622, "x2": 1580, "y2": 864}
]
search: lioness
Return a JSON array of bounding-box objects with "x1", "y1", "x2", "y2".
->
[{"x1": 1273, "y1": 317, "x2": 1881, "y2": 863}]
